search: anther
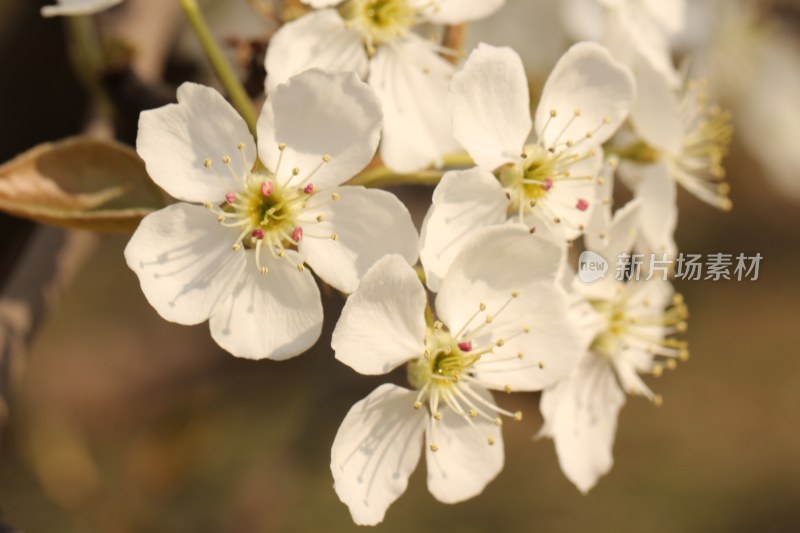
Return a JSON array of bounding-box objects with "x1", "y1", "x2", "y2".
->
[
  {"x1": 292, "y1": 226, "x2": 303, "y2": 242},
  {"x1": 652, "y1": 365, "x2": 664, "y2": 377},
  {"x1": 495, "y1": 339, "x2": 505, "y2": 347},
  {"x1": 260, "y1": 267, "x2": 269, "y2": 275},
  {"x1": 494, "y1": 418, "x2": 503, "y2": 427},
  {"x1": 225, "y1": 192, "x2": 236, "y2": 204},
  {"x1": 278, "y1": 143, "x2": 286, "y2": 151},
  {"x1": 479, "y1": 303, "x2": 487, "y2": 311},
  {"x1": 434, "y1": 321, "x2": 444, "y2": 330},
  {"x1": 487, "y1": 437, "x2": 495, "y2": 446},
  {"x1": 511, "y1": 291, "x2": 520, "y2": 298},
  {"x1": 433, "y1": 411, "x2": 442, "y2": 421},
  {"x1": 457, "y1": 341, "x2": 473, "y2": 352},
  {"x1": 316, "y1": 215, "x2": 324, "y2": 222},
  {"x1": 514, "y1": 411, "x2": 523, "y2": 421},
  {"x1": 296, "y1": 264, "x2": 305, "y2": 272},
  {"x1": 654, "y1": 395, "x2": 664, "y2": 407},
  {"x1": 237, "y1": 142, "x2": 245, "y2": 150},
  {"x1": 261, "y1": 181, "x2": 273, "y2": 197},
  {"x1": 413, "y1": 401, "x2": 422, "y2": 410},
  {"x1": 666, "y1": 359, "x2": 678, "y2": 370},
  {"x1": 679, "y1": 350, "x2": 690, "y2": 362},
  {"x1": 430, "y1": 444, "x2": 439, "y2": 452},
  {"x1": 541, "y1": 178, "x2": 553, "y2": 191},
  {"x1": 576, "y1": 198, "x2": 590, "y2": 211},
  {"x1": 468, "y1": 409, "x2": 477, "y2": 417},
  {"x1": 517, "y1": 352, "x2": 525, "y2": 359},
  {"x1": 322, "y1": 154, "x2": 331, "y2": 162},
  {"x1": 222, "y1": 155, "x2": 231, "y2": 164},
  {"x1": 550, "y1": 109, "x2": 557, "y2": 117},
  {"x1": 203, "y1": 159, "x2": 212, "y2": 168},
  {"x1": 503, "y1": 385, "x2": 512, "y2": 393},
  {"x1": 304, "y1": 183, "x2": 315, "y2": 194},
  {"x1": 251, "y1": 228, "x2": 265, "y2": 240},
  {"x1": 331, "y1": 193, "x2": 341, "y2": 201},
  {"x1": 292, "y1": 167, "x2": 300, "y2": 176},
  {"x1": 538, "y1": 361, "x2": 545, "y2": 369}
]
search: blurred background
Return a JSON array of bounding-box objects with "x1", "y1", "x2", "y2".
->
[{"x1": 1, "y1": 0, "x2": 799, "y2": 531}]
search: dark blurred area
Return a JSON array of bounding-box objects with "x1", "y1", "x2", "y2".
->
[{"x1": 1, "y1": 0, "x2": 800, "y2": 532}]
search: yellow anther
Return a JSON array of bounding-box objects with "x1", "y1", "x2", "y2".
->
[
  {"x1": 434, "y1": 321, "x2": 444, "y2": 330},
  {"x1": 296, "y1": 264, "x2": 305, "y2": 272},
  {"x1": 322, "y1": 154, "x2": 331, "y2": 162},
  {"x1": 503, "y1": 384, "x2": 512, "y2": 393},
  {"x1": 538, "y1": 361, "x2": 545, "y2": 369},
  {"x1": 550, "y1": 109, "x2": 557, "y2": 117},
  {"x1": 330, "y1": 233, "x2": 339, "y2": 240},
  {"x1": 260, "y1": 267, "x2": 269, "y2": 275},
  {"x1": 511, "y1": 291, "x2": 520, "y2": 298},
  {"x1": 278, "y1": 143, "x2": 286, "y2": 151},
  {"x1": 203, "y1": 159, "x2": 212, "y2": 168},
  {"x1": 222, "y1": 155, "x2": 231, "y2": 164},
  {"x1": 468, "y1": 409, "x2": 477, "y2": 417},
  {"x1": 487, "y1": 437, "x2": 495, "y2": 446},
  {"x1": 494, "y1": 418, "x2": 503, "y2": 427},
  {"x1": 331, "y1": 193, "x2": 341, "y2": 201},
  {"x1": 430, "y1": 444, "x2": 439, "y2": 452},
  {"x1": 495, "y1": 339, "x2": 505, "y2": 347},
  {"x1": 237, "y1": 142, "x2": 245, "y2": 150},
  {"x1": 514, "y1": 411, "x2": 523, "y2": 421},
  {"x1": 652, "y1": 365, "x2": 664, "y2": 378},
  {"x1": 433, "y1": 411, "x2": 442, "y2": 421},
  {"x1": 654, "y1": 395, "x2": 664, "y2": 407},
  {"x1": 292, "y1": 167, "x2": 300, "y2": 176},
  {"x1": 316, "y1": 215, "x2": 324, "y2": 222},
  {"x1": 413, "y1": 401, "x2": 422, "y2": 410}
]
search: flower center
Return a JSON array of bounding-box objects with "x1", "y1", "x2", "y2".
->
[
  {"x1": 677, "y1": 80, "x2": 733, "y2": 211},
  {"x1": 589, "y1": 292, "x2": 690, "y2": 375},
  {"x1": 341, "y1": 0, "x2": 417, "y2": 52},
  {"x1": 497, "y1": 143, "x2": 596, "y2": 224}
]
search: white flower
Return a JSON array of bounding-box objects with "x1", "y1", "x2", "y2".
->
[
  {"x1": 561, "y1": 0, "x2": 686, "y2": 85},
  {"x1": 419, "y1": 42, "x2": 635, "y2": 290},
  {"x1": 539, "y1": 200, "x2": 689, "y2": 493},
  {"x1": 617, "y1": 64, "x2": 732, "y2": 254},
  {"x1": 264, "y1": 0, "x2": 505, "y2": 173},
  {"x1": 41, "y1": 0, "x2": 122, "y2": 17},
  {"x1": 330, "y1": 225, "x2": 582, "y2": 525},
  {"x1": 125, "y1": 70, "x2": 419, "y2": 360}
]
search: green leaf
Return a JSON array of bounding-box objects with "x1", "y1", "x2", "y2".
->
[{"x1": 0, "y1": 137, "x2": 166, "y2": 232}]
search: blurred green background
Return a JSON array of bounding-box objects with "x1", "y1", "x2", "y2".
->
[{"x1": 1, "y1": 0, "x2": 800, "y2": 532}]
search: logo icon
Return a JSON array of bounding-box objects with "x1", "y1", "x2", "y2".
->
[{"x1": 578, "y1": 251, "x2": 608, "y2": 283}]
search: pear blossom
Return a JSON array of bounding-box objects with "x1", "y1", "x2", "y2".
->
[
  {"x1": 419, "y1": 42, "x2": 635, "y2": 290},
  {"x1": 561, "y1": 0, "x2": 686, "y2": 85},
  {"x1": 264, "y1": 0, "x2": 505, "y2": 173},
  {"x1": 41, "y1": 0, "x2": 122, "y2": 17},
  {"x1": 330, "y1": 225, "x2": 582, "y2": 525},
  {"x1": 125, "y1": 69, "x2": 418, "y2": 360},
  {"x1": 617, "y1": 64, "x2": 732, "y2": 255},
  {"x1": 538, "y1": 199, "x2": 689, "y2": 493}
]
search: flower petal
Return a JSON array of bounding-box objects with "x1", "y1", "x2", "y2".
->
[
  {"x1": 629, "y1": 58, "x2": 683, "y2": 154},
  {"x1": 435, "y1": 225, "x2": 563, "y2": 339},
  {"x1": 426, "y1": 385, "x2": 503, "y2": 503},
  {"x1": 332, "y1": 255, "x2": 427, "y2": 375},
  {"x1": 369, "y1": 36, "x2": 461, "y2": 173},
  {"x1": 258, "y1": 69, "x2": 382, "y2": 190},
  {"x1": 535, "y1": 42, "x2": 635, "y2": 149},
  {"x1": 419, "y1": 168, "x2": 509, "y2": 293},
  {"x1": 331, "y1": 384, "x2": 426, "y2": 526},
  {"x1": 41, "y1": 0, "x2": 122, "y2": 17},
  {"x1": 136, "y1": 83, "x2": 256, "y2": 204},
  {"x1": 539, "y1": 355, "x2": 626, "y2": 493},
  {"x1": 450, "y1": 44, "x2": 532, "y2": 171},
  {"x1": 300, "y1": 186, "x2": 419, "y2": 293},
  {"x1": 209, "y1": 250, "x2": 323, "y2": 360},
  {"x1": 124, "y1": 203, "x2": 246, "y2": 325},
  {"x1": 300, "y1": 0, "x2": 340, "y2": 7},
  {"x1": 264, "y1": 10, "x2": 369, "y2": 94},
  {"x1": 633, "y1": 161, "x2": 678, "y2": 255},
  {"x1": 420, "y1": 0, "x2": 505, "y2": 25},
  {"x1": 472, "y1": 285, "x2": 582, "y2": 392}
]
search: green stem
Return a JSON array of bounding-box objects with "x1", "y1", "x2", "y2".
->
[
  {"x1": 347, "y1": 151, "x2": 474, "y2": 188},
  {"x1": 179, "y1": 0, "x2": 258, "y2": 136},
  {"x1": 65, "y1": 16, "x2": 113, "y2": 118}
]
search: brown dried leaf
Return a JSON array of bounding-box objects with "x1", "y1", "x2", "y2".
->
[{"x1": 0, "y1": 137, "x2": 166, "y2": 232}]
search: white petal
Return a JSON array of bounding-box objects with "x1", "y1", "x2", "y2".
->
[
  {"x1": 331, "y1": 384, "x2": 426, "y2": 527},
  {"x1": 633, "y1": 162, "x2": 678, "y2": 255},
  {"x1": 209, "y1": 250, "x2": 323, "y2": 360},
  {"x1": 629, "y1": 58, "x2": 683, "y2": 154},
  {"x1": 436, "y1": 225, "x2": 563, "y2": 338},
  {"x1": 584, "y1": 159, "x2": 617, "y2": 250},
  {"x1": 300, "y1": 0, "x2": 340, "y2": 7},
  {"x1": 426, "y1": 385, "x2": 503, "y2": 503},
  {"x1": 332, "y1": 255, "x2": 427, "y2": 375},
  {"x1": 264, "y1": 10, "x2": 369, "y2": 93},
  {"x1": 641, "y1": 0, "x2": 686, "y2": 35},
  {"x1": 124, "y1": 203, "x2": 246, "y2": 325},
  {"x1": 601, "y1": 198, "x2": 642, "y2": 262},
  {"x1": 41, "y1": 0, "x2": 122, "y2": 17},
  {"x1": 258, "y1": 69, "x2": 382, "y2": 190},
  {"x1": 136, "y1": 83, "x2": 256, "y2": 204},
  {"x1": 370, "y1": 37, "x2": 461, "y2": 173},
  {"x1": 560, "y1": 0, "x2": 606, "y2": 42},
  {"x1": 539, "y1": 355, "x2": 626, "y2": 493},
  {"x1": 472, "y1": 285, "x2": 582, "y2": 392},
  {"x1": 419, "y1": 168, "x2": 509, "y2": 292},
  {"x1": 535, "y1": 42, "x2": 635, "y2": 149},
  {"x1": 450, "y1": 44, "x2": 532, "y2": 171},
  {"x1": 300, "y1": 186, "x2": 419, "y2": 293},
  {"x1": 421, "y1": 0, "x2": 504, "y2": 24}
]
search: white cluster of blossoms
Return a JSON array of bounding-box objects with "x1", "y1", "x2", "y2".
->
[{"x1": 52, "y1": 0, "x2": 731, "y2": 525}]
